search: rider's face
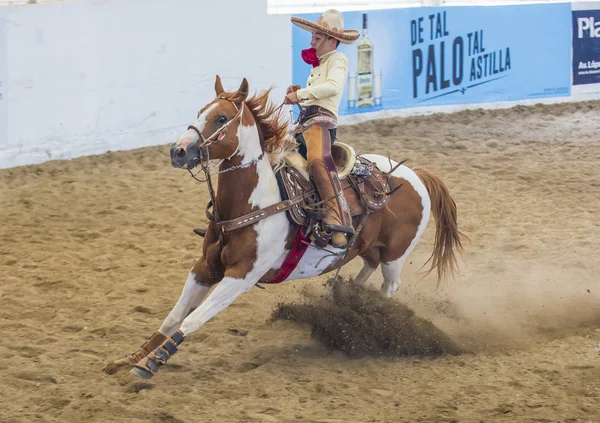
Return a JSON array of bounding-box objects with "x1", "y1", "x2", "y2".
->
[{"x1": 310, "y1": 31, "x2": 334, "y2": 56}]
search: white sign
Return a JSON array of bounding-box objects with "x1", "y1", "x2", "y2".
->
[{"x1": 0, "y1": 13, "x2": 6, "y2": 147}]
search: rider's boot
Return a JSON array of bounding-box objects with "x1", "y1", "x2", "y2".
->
[{"x1": 303, "y1": 125, "x2": 354, "y2": 248}]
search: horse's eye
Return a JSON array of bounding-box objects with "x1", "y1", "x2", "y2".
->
[{"x1": 217, "y1": 116, "x2": 228, "y2": 124}]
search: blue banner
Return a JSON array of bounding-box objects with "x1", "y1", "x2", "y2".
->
[
  {"x1": 292, "y1": 4, "x2": 572, "y2": 116},
  {"x1": 572, "y1": 7, "x2": 600, "y2": 85}
]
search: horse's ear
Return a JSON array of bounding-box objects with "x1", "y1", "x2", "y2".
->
[
  {"x1": 215, "y1": 75, "x2": 225, "y2": 95},
  {"x1": 237, "y1": 78, "x2": 249, "y2": 100}
]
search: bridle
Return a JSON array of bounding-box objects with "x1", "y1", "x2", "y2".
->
[
  {"x1": 187, "y1": 96, "x2": 245, "y2": 152},
  {"x1": 187, "y1": 96, "x2": 259, "y2": 176}
]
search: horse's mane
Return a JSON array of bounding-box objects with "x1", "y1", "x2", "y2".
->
[{"x1": 220, "y1": 89, "x2": 298, "y2": 167}]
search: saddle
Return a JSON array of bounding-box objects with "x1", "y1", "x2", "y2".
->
[{"x1": 273, "y1": 142, "x2": 392, "y2": 247}]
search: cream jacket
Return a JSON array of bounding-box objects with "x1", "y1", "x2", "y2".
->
[{"x1": 296, "y1": 50, "x2": 348, "y2": 119}]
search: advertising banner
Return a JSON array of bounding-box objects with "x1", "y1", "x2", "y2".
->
[
  {"x1": 0, "y1": 12, "x2": 6, "y2": 145},
  {"x1": 572, "y1": 2, "x2": 600, "y2": 87},
  {"x1": 292, "y1": 3, "x2": 572, "y2": 116}
]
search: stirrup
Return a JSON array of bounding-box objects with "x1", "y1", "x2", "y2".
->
[
  {"x1": 326, "y1": 223, "x2": 355, "y2": 235},
  {"x1": 312, "y1": 222, "x2": 352, "y2": 249}
]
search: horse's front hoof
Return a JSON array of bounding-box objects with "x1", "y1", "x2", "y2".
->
[
  {"x1": 130, "y1": 366, "x2": 154, "y2": 379},
  {"x1": 103, "y1": 361, "x2": 125, "y2": 375},
  {"x1": 103, "y1": 331, "x2": 168, "y2": 376},
  {"x1": 103, "y1": 355, "x2": 137, "y2": 375}
]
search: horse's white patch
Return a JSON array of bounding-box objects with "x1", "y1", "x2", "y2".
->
[
  {"x1": 381, "y1": 259, "x2": 404, "y2": 297},
  {"x1": 284, "y1": 244, "x2": 346, "y2": 280},
  {"x1": 361, "y1": 154, "x2": 431, "y2": 295},
  {"x1": 177, "y1": 103, "x2": 218, "y2": 150},
  {"x1": 237, "y1": 123, "x2": 264, "y2": 166},
  {"x1": 237, "y1": 122, "x2": 288, "y2": 275},
  {"x1": 250, "y1": 158, "x2": 290, "y2": 273}
]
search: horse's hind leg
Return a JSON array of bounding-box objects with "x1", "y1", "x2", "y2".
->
[
  {"x1": 381, "y1": 257, "x2": 406, "y2": 297},
  {"x1": 104, "y1": 269, "x2": 211, "y2": 375},
  {"x1": 379, "y1": 213, "x2": 426, "y2": 297},
  {"x1": 354, "y1": 246, "x2": 380, "y2": 286}
]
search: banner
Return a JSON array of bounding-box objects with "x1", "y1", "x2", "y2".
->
[
  {"x1": 0, "y1": 12, "x2": 6, "y2": 145},
  {"x1": 572, "y1": 2, "x2": 600, "y2": 87},
  {"x1": 292, "y1": 4, "x2": 572, "y2": 116}
]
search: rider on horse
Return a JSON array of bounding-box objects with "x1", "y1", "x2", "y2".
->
[{"x1": 285, "y1": 9, "x2": 360, "y2": 248}]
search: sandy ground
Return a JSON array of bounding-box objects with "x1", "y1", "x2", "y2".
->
[{"x1": 1, "y1": 100, "x2": 599, "y2": 423}]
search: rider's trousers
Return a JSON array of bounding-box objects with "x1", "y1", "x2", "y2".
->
[{"x1": 301, "y1": 124, "x2": 354, "y2": 237}]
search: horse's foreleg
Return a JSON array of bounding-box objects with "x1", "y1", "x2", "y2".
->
[
  {"x1": 104, "y1": 270, "x2": 212, "y2": 375},
  {"x1": 157, "y1": 271, "x2": 212, "y2": 337},
  {"x1": 130, "y1": 267, "x2": 259, "y2": 379}
]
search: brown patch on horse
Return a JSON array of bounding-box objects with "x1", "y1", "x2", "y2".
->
[
  {"x1": 192, "y1": 225, "x2": 226, "y2": 286},
  {"x1": 414, "y1": 168, "x2": 469, "y2": 287},
  {"x1": 191, "y1": 173, "x2": 261, "y2": 283},
  {"x1": 376, "y1": 176, "x2": 423, "y2": 261}
]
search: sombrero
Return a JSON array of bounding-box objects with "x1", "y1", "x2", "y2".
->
[{"x1": 291, "y1": 9, "x2": 360, "y2": 45}]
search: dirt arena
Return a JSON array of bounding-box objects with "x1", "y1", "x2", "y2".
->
[{"x1": 1, "y1": 100, "x2": 599, "y2": 423}]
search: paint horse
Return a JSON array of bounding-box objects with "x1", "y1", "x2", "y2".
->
[{"x1": 105, "y1": 76, "x2": 467, "y2": 380}]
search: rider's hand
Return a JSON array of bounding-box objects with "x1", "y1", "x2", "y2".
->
[
  {"x1": 286, "y1": 84, "x2": 301, "y2": 94},
  {"x1": 284, "y1": 91, "x2": 299, "y2": 105}
]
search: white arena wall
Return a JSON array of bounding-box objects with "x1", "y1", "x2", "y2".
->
[
  {"x1": 0, "y1": 0, "x2": 291, "y2": 169},
  {"x1": 1, "y1": 0, "x2": 600, "y2": 169}
]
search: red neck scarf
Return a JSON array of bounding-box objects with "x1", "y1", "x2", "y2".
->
[{"x1": 301, "y1": 48, "x2": 320, "y2": 68}]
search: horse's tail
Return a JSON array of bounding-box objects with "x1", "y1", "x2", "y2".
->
[{"x1": 413, "y1": 167, "x2": 469, "y2": 287}]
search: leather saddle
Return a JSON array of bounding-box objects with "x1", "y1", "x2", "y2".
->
[{"x1": 274, "y1": 142, "x2": 392, "y2": 230}]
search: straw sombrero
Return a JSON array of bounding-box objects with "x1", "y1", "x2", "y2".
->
[{"x1": 291, "y1": 9, "x2": 360, "y2": 45}]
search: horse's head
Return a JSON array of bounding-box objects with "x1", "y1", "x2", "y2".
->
[{"x1": 170, "y1": 75, "x2": 252, "y2": 170}]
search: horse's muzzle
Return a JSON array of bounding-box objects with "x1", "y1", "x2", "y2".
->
[{"x1": 170, "y1": 143, "x2": 200, "y2": 169}]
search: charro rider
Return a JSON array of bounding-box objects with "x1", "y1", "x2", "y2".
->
[{"x1": 285, "y1": 9, "x2": 360, "y2": 248}]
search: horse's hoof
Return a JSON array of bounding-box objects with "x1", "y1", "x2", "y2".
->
[
  {"x1": 130, "y1": 366, "x2": 154, "y2": 379},
  {"x1": 103, "y1": 353, "x2": 141, "y2": 375},
  {"x1": 103, "y1": 361, "x2": 124, "y2": 375},
  {"x1": 103, "y1": 357, "x2": 135, "y2": 375}
]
